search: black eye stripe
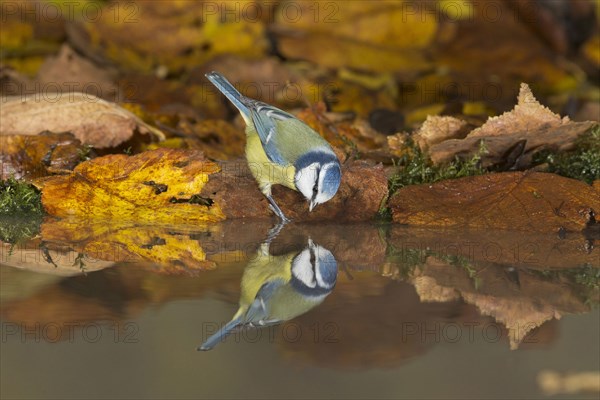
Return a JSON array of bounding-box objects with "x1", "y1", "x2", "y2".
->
[{"x1": 312, "y1": 168, "x2": 321, "y2": 196}]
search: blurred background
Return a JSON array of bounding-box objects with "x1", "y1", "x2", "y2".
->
[{"x1": 1, "y1": 0, "x2": 598, "y2": 141}]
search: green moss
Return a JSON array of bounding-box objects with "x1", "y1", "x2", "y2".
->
[
  {"x1": 0, "y1": 178, "x2": 44, "y2": 216},
  {"x1": 533, "y1": 125, "x2": 600, "y2": 184},
  {"x1": 0, "y1": 216, "x2": 42, "y2": 245},
  {"x1": 389, "y1": 140, "x2": 487, "y2": 194},
  {"x1": 378, "y1": 140, "x2": 487, "y2": 217}
]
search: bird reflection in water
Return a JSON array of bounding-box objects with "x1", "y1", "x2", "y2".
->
[{"x1": 198, "y1": 225, "x2": 338, "y2": 351}]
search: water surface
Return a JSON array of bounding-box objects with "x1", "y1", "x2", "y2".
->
[{"x1": 1, "y1": 219, "x2": 598, "y2": 399}]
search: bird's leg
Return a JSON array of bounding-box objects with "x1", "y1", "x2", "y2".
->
[
  {"x1": 265, "y1": 194, "x2": 291, "y2": 223},
  {"x1": 265, "y1": 221, "x2": 287, "y2": 244}
]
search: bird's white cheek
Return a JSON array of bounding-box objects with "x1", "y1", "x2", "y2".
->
[
  {"x1": 292, "y1": 250, "x2": 316, "y2": 288},
  {"x1": 295, "y1": 165, "x2": 318, "y2": 199}
]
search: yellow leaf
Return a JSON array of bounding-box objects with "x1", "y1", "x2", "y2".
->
[{"x1": 41, "y1": 148, "x2": 225, "y2": 222}]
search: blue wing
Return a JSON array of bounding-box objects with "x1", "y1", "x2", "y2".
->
[
  {"x1": 205, "y1": 71, "x2": 298, "y2": 166},
  {"x1": 243, "y1": 278, "x2": 285, "y2": 325},
  {"x1": 249, "y1": 103, "x2": 295, "y2": 166}
]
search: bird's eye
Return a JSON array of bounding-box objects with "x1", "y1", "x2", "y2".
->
[{"x1": 312, "y1": 185, "x2": 318, "y2": 195}]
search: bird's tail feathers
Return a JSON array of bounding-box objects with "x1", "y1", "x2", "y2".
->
[
  {"x1": 205, "y1": 71, "x2": 251, "y2": 122},
  {"x1": 197, "y1": 315, "x2": 243, "y2": 351}
]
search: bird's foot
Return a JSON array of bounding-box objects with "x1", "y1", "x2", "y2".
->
[
  {"x1": 266, "y1": 195, "x2": 291, "y2": 223},
  {"x1": 265, "y1": 221, "x2": 288, "y2": 244}
]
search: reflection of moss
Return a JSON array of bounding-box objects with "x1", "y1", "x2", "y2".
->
[
  {"x1": 0, "y1": 178, "x2": 44, "y2": 216},
  {"x1": 0, "y1": 216, "x2": 42, "y2": 245},
  {"x1": 385, "y1": 245, "x2": 431, "y2": 279},
  {"x1": 570, "y1": 265, "x2": 600, "y2": 289},
  {"x1": 530, "y1": 265, "x2": 599, "y2": 305},
  {"x1": 533, "y1": 125, "x2": 600, "y2": 184},
  {"x1": 440, "y1": 254, "x2": 481, "y2": 290}
]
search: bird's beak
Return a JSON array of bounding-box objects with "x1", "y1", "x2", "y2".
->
[{"x1": 309, "y1": 199, "x2": 316, "y2": 212}]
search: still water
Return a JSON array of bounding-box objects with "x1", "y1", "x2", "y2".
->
[{"x1": 1, "y1": 218, "x2": 599, "y2": 399}]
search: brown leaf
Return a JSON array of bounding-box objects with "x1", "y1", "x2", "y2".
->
[
  {"x1": 427, "y1": 84, "x2": 598, "y2": 166},
  {"x1": 191, "y1": 56, "x2": 301, "y2": 108},
  {"x1": 272, "y1": 1, "x2": 435, "y2": 73},
  {"x1": 0, "y1": 93, "x2": 165, "y2": 148},
  {"x1": 72, "y1": 2, "x2": 268, "y2": 74},
  {"x1": 390, "y1": 171, "x2": 600, "y2": 232},
  {"x1": 202, "y1": 160, "x2": 388, "y2": 222},
  {"x1": 413, "y1": 115, "x2": 470, "y2": 151},
  {"x1": 435, "y1": 1, "x2": 579, "y2": 109},
  {"x1": 275, "y1": 31, "x2": 431, "y2": 74},
  {"x1": 179, "y1": 119, "x2": 246, "y2": 160},
  {"x1": 469, "y1": 83, "x2": 568, "y2": 137},
  {"x1": 36, "y1": 44, "x2": 118, "y2": 101},
  {"x1": 1, "y1": 132, "x2": 85, "y2": 180}
]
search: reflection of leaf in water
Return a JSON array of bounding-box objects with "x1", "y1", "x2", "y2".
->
[
  {"x1": 41, "y1": 148, "x2": 225, "y2": 223},
  {"x1": 40, "y1": 219, "x2": 219, "y2": 274},
  {"x1": 410, "y1": 256, "x2": 597, "y2": 350}
]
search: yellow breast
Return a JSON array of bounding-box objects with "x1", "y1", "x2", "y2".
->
[{"x1": 245, "y1": 131, "x2": 296, "y2": 193}]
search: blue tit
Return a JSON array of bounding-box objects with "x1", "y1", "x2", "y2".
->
[
  {"x1": 205, "y1": 71, "x2": 342, "y2": 222},
  {"x1": 198, "y1": 238, "x2": 337, "y2": 351}
]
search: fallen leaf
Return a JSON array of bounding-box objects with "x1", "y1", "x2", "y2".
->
[
  {"x1": 435, "y1": 1, "x2": 579, "y2": 108},
  {"x1": 390, "y1": 171, "x2": 600, "y2": 232},
  {"x1": 274, "y1": 31, "x2": 431, "y2": 74},
  {"x1": 0, "y1": 93, "x2": 165, "y2": 148},
  {"x1": 430, "y1": 121, "x2": 598, "y2": 167},
  {"x1": 1, "y1": 132, "x2": 86, "y2": 180},
  {"x1": 36, "y1": 44, "x2": 118, "y2": 100},
  {"x1": 413, "y1": 115, "x2": 470, "y2": 150},
  {"x1": 386, "y1": 132, "x2": 413, "y2": 158},
  {"x1": 427, "y1": 84, "x2": 598, "y2": 167},
  {"x1": 272, "y1": 1, "x2": 435, "y2": 74},
  {"x1": 202, "y1": 159, "x2": 388, "y2": 222},
  {"x1": 270, "y1": 1, "x2": 435, "y2": 74},
  {"x1": 470, "y1": 83, "x2": 569, "y2": 137},
  {"x1": 41, "y1": 148, "x2": 225, "y2": 223},
  {"x1": 191, "y1": 56, "x2": 303, "y2": 109},
  {"x1": 73, "y1": 1, "x2": 268, "y2": 74},
  {"x1": 179, "y1": 119, "x2": 246, "y2": 160}
]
